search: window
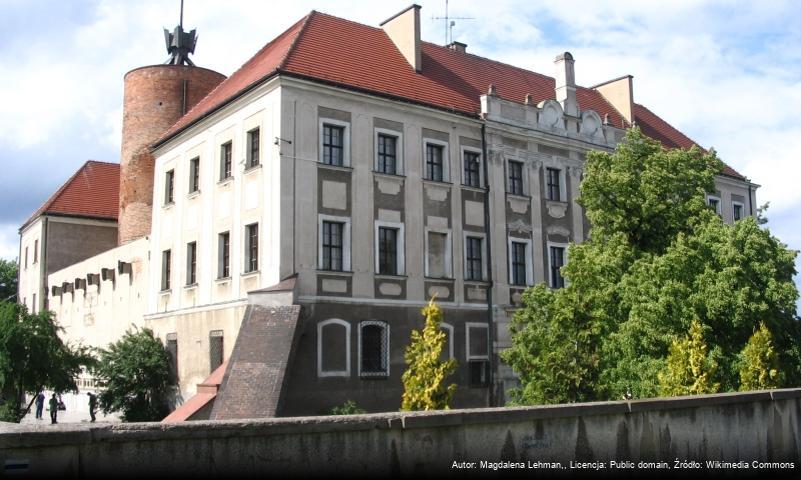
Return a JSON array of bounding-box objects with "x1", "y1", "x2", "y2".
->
[
  {"x1": 546, "y1": 167, "x2": 561, "y2": 201},
  {"x1": 209, "y1": 330, "x2": 223, "y2": 373},
  {"x1": 245, "y1": 223, "x2": 258, "y2": 273},
  {"x1": 425, "y1": 143, "x2": 444, "y2": 181},
  {"x1": 376, "y1": 133, "x2": 397, "y2": 174},
  {"x1": 24, "y1": 247, "x2": 28, "y2": 269},
  {"x1": 220, "y1": 142, "x2": 232, "y2": 180},
  {"x1": 32, "y1": 294, "x2": 36, "y2": 314},
  {"x1": 218, "y1": 232, "x2": 230, "y2": 279},
  {"x1": 166, "y1": 333, "x2": 178, "y2": 381},
  {"x1": 463, "y1": 150, "x2": 481, "y2": 188},
  {"x1": 322, "y1": 124, "x2": 345, "y2": 166},
  {"x1": 161, "y1": 249, "x2": 171, "y2": 291},
  {"x1": 165, "y1": 169, "x2": 175, "y2": 204},
  {"x1": 247, "y1": 128, "x2": 260, "y2": 168},
  {"x1": 733, "y1": 202, "x2": 744, "y2": 221},
  {"x1": 317, "y1": 319, "x2": 351, "y2": 377},
  {"x1": 465, "y1": 236, "x2": 484, "y2": 281},
  {"x1": 188, "y1": 157, "x2": 200, "y2": 193},
  {"x1": 426, "y1": 230, "x2": 451, "y2": 278},
  {"x1": 378, "y1": 227, "x2": 398, "y2": 275},
  {"x1": 508, "y1": 160, "x2": 524, "y2": 195},
  {"x1": 33, "y1": 240, "x2": 38, "y2": 263},
  {"x1": 322, "y1": 221, "x2": 344, "y2": 271},
  {"x1": 466, "y1": 321, "x2": 489, "y2": 387},
  {"x1": 359, "y1": 321, "x2": 389, "y2": 377},
  {"x1": 186, "y1": 241, "x2": 197, "y2": 285},
  {"x1": 707, "y1": 195, "x2": 721, "y2": 215},
  {"x1": 549, "y1": 244, "x2": 566, "y2": 289},
  {"x1": 510, "y1": 241, "x2": 527, "y2": 286}
]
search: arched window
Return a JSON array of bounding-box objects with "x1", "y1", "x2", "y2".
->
[
  {"x1": 317, "y1": 319, "x2": 351, "y2": 377},
  {"x1": 359, "y1": 321, "x2": 389, "y2": 377}
]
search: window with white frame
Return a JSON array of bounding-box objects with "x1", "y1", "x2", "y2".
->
[
  {"x1": 217, "y1": 231, "x2": 230, "y2": 279},
  {"x1": 164, "y1": 169, "x2": 175, "y2": 205},
  {"x1": 247, "y1": 127, "x2": 260, "y2": 168},
  {"x1": 375, "y1": 221, "x2": 404, "y2": 276},
  {"x1": 220, "y1": 141, "x2": 232, "y2": 180},
  {"x1": 320, "y1": 119, "x2": 350, "y2": 166},
  {"x1": 319, "y1": 215, "x2": 351, "y2": 271},
  {"x1": 359, "y1": 321, "x2": 389, "y2": 377},
  {"x1": 375, "y1": 129, "x2": 402, "y2": 175},
  {"x1": 707, "y1": 195, "x2": 721, "y2": 215},
  {"x1": 732, "y1": 201, "x2": 744, "y2": 221},
  {"x1": 245, "y1": 223, "x2": 259, "y2": 273},
  {"x1": 425, "y1": 228, "x2": 452, "y2": 278},
  {"x1": 440, "y1": 322, "x2": 454, "y2": 361},
  {"x1": 186, "y1": 241, "x2": 197, "y2": 285},
  {"x1": 161, "y1": 249, "x2": 171, "y2": 291},
  {"x1": 317, "y1": 319, "x2": 351, "y2": 377},
  {"x1": 466, "y1": 322, "x2": 489, "y2": 386},
  {"x1": 464, "y1": 234, "x2": 485, "y2": 281},
  {"x1": 548, "y1": 242, "x2": 567, "y2": 289},
  {"x1": 546, "y1": 167, "x2": 563, "y2": 201},
  {"x1": 424, "y1": 139, "x2": 448, "y2": 182},
  {"x1": 508, "y1": 160, "x2": 524, "y2": 195},
  {"x1": 463, "y1": 148, "x2": 482, "y2": 188},
  {"x1": 508, "y1": 238, "x2": 532, "y2": 286}
]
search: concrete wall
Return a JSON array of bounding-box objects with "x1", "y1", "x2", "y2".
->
[{"x1": 2, "y1": 389, "x2": 798, "y2": 478}]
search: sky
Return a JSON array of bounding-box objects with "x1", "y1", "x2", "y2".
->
[{"x1": 0, "y1": 0, "x2": 799, "y2": 310}]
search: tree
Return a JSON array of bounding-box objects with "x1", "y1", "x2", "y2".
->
[
  {"x1": 330, "y1": 400, "x2": 366, "y2": 415},
  {"x1": 739, "y1": 322, "x2": 782, "y2": 390},
  {"x1": 0, "y1": 259, "x2": 18, "y2": 302},
  {"x1": 658, "y1": 319, "x2": 720, "y2": 396},
  {"x1": 0, "y1": 302, "x2": 94, "y2": 422},
  {"x1": 503, "y1": 128, "x2": 800, "y2": 405},
  {"x1": 93, "y1": 327, "x2": 173, "y2": 422},
  {"x1": 401, "y1": 298, "x2": 457, "y2": 411}
]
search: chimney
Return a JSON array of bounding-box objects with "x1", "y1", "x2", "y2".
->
[
  {"x1": 381, "y1": 5, "x2": 422, "y2": 72},
  {"x1": 592, "y1": 75, "x2": 634, "y2": 124},
  {"x1": 448, "y1": 41, "x2": 467, "y2": 54},
  {"x1": 554, "y1": 52, "x2": 578, "y2": 117}
]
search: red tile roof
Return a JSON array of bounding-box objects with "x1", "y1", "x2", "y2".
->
[
  {"x1": 157, "y1": 10, "x2": 745, "y2": 181},
  {"x1": 22, "y1": 161, "x2": 120, "y2": 230}
]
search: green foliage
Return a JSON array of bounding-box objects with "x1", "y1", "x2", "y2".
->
[
  {"x1": 503, "y1": 128, "x2": 800, "y2": 405},
  {"x1": 739, "y1": 322, "x2": 782, "y2": 390},
  {"x1": 0, "y1": 302, "x2": 94, "y2": 422},
  {"x1": 658, "y1": 319, "x2": 720, "y2": 396},
  {"x1": 93, "y1": 327, "x2": 173, "y2": 422},
  {"x1": 401, "y1": 298, "x2": 457, "y2": 411},
  {"x1": 329, "y1": 400, "x2": 366, "y2": 415},
  {"x1": 0, "y1": 259, "x2": 17, "y2": 302}
]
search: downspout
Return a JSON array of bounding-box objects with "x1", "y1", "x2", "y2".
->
[
  {"x1": 39, "y1": 216, "x2": 48, "y2": 312},
  {"x1": 748, "y1": 183, "x2": 753, "y2": 216},
  {"x1": 181, "y1": 80, "x2": 188, "y2": 116},
  {"x1": 480, "y1": 122, "x2": 495, "y2": 407},
  {"x1": 15, "y1": 225, "x2": 22, "y2": 303}
]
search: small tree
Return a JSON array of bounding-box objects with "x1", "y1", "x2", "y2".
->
[
  {"x1": 401, "y1": 298, "x2": 457, "y2": 411},
  {"x1": 0, "y1": 259, "x2": 18, "y2": 302},
  {"x1": 0, "y1": 302, "x2": 94, "y2": 422},
  {"x1": 330, "y1": 400, "x2": 366, "y2": 415},
  {"x1": 739, "y1": 322, "x2": 782, "y2": 390},
  {"x1": 93, "y1": 327, "x2": 172, "y2": 422},
  {"x1": 658, "y1": 319, "x2": 720, "y2": 396}
]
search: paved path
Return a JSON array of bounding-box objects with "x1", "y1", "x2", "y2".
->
[{"x1": 19, "y1": 396, "x2": 121, "y2": 426}]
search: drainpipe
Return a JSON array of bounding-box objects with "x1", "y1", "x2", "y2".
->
[
  {"x1": 39, "y1": 216, "x2": 48, "y2": 312},
  {"x1": 481, "y1": 122, "x2": 495, "y2": 407},
  {"x1": 748, "y1": 184, "x2": 753, "y2": 217}
]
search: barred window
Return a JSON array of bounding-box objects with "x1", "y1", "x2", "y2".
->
[
  {"x1": 546, "y1": 167, "x2": 561, "y2": 201},
  {"x1": 508, "y1": 161, "x2": 523, "y2": 195},
  {"x1": 323, "y1": 124, "x2": 344, "y2": 166},
  {"x1": 377, "y1": 134, "x2": 397, "y2": 174},
  {"x1": 360, "y1": 321, "x2": 389, "y2": 377},
  {"x1": 322, "y1": 221, "x2": 344, "y2": 271},
  {"x1": 425, "y1": 143, "x2": 444, "y2": 181},
  {"x1": 464, "y1": 151, "x2": 481, "y2": 187}
]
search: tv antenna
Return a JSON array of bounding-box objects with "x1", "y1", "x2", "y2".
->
[{"x1": 431, "y1": 0, "x2": 474, "y2": 45}]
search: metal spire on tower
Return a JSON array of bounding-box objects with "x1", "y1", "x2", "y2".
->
[{"x1": 164, "y1": 0, "x2": 197, "y2": 66}]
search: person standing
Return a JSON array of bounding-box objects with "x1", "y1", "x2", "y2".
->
[
  {"x1": 35, "y1": 392, "x2": 45, "y2": 420},
  {"x1": 48, "y1": 393, "x2": 58, "y2": 424},
  {"x1": 88, "y1": 393, "x2": 97, "y2": 422}
]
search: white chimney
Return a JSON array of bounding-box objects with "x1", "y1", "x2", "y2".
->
[
  {"x1": 554, "y1": 52, "x2": 578, "y2": 117},
  {"x1": 381, "y1": 5, "x2": 422, "y2": 72},
  {"x1": 592, "y1": 75, "x2": 634, "y2": 125}
]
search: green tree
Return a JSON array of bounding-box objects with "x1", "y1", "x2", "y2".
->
[
  {"x1": 93, "y1": 327, "x2": 173, "y2": 422},
  {"x1": 401, "y1": 298, "x2": 457, "y2": 411},
  {"x1": 0, "y1": 259, "x2": 18, "y2": 302},
  {"x1": 0, "y1": 302, "x2": 94, "y2": 422},
  {"x1": 503, "y1": 128, "x2": 800, "y2": 405},
  {"x1": 658, "y1": 319, "x2": 720, "y2": 396},
  {"x1": 739, "y1": 322, "x2": 782, "y2": 390}
]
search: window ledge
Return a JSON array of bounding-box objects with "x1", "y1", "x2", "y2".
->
[
  {"x1": 424, "y1": 276, "x2": 455, "y2": 282},
  {"x1": 159, "y1": 289, "x2": 172, "y2": 295},
  {"x1": 162, "y1": 202, "x2": 175, "y2": 209},
  {"x1": 217, "y1": 177, "x2": 233, "y2": 186},
  {"x1": 375, "y1": 273, "x2": 407, "y2": 281},
  {"x1": 422, "y1": 179, "x2": 453, "y2": 187},
  {"x1": 546, "y1": 199, "x2": 569, "y2": 206},
  {"x1": 183, "y1": 283, "x2": 198, "y2": 290},
  {"x1": 506, "y1": 193, "x2": 531, "y2": 201},
  {"x1": 461, "y1": 185, "x2": 488, "y2": 193},
  {"x1": 359, "y1": 374, "x2": 389, "y2": 380},
  {"x1": 464, "y1": 279, "x2": 491, "y2": 287},
  {"x1": 215, "y1": 276, "x2": 232, "y2": 284},
  {"x1": 372, "y1": 171, "x2": 405, "y2": 180},
  {"x1": 244, "y1": 164, "x2": 262, "y2": 174},
  {"x1": 316, "y1": 269, "x2": 354, "y2": 277},
  {"x1": 318, "y1": 163, "x2": 353, "y2": 173},
  {"x1": 187, "y1": 191, "x2": 201, "y2": 199},
  {"x1": 241, "y1": 270, "x2": 260, "y2": 278}
]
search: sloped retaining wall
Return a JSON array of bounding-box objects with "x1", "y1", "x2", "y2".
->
[{"x1": 1, "y1": 389, "x2": 799, "y2": 478}]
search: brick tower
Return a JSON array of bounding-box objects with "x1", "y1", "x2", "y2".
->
[{"x1": 118, "y1": 13, "x2": 225, "y2": 244}]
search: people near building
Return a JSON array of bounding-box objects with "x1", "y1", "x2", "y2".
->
[
  {"x1": 48, "y1": 393, "x2": 58, "y2": 424},
  {"x1": 35, "y1": 391, "x2": 45, "y2": 420},
  {"x1": 88, "y1": 392, "x2": 97, "y2": 422}
]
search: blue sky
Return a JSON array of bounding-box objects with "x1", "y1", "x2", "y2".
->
[{"x1": 0, "y1": 0, "x2": 798, "y2": 312}]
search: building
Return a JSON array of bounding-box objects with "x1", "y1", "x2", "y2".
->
[{"x1": 21, "y1": 5, "x2": 758, "y2": 417}]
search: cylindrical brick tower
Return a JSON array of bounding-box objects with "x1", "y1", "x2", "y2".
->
[{"x1": 118, "y1": 64, "x2": 225, "y2": 244}]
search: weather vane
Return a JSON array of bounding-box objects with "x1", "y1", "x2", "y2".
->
[{"x1": 164, "y1": 0, "x2": 197, "y2": 66}]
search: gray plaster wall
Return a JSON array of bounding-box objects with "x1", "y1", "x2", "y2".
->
[
  {"x1": 2, "y1": 389, "x2": 799, "y2": 478},
  {"x1": 45, "y1": 219, "x2": 117, "y2": 274}
]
